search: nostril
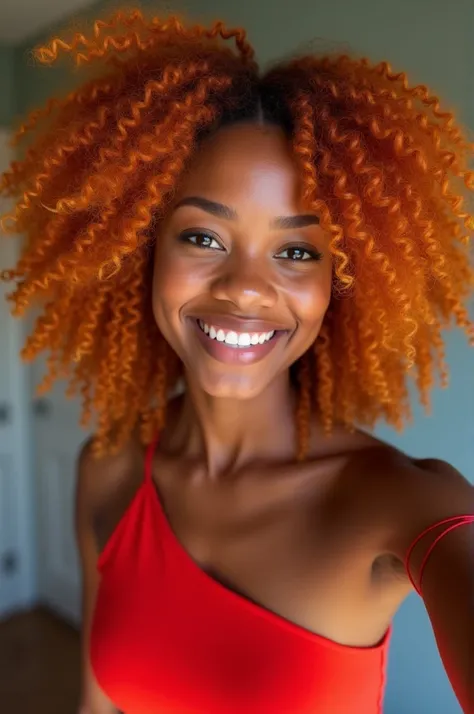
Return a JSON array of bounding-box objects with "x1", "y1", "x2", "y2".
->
[{"x1": 210, "y1": 275, "x2": 278, "y2": 309}]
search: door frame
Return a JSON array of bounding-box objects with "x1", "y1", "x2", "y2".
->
[{"x1": 0, "y1": 126, "x2": 36, "y2": 616}]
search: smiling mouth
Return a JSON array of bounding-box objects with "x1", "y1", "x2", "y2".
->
[
  {"x1": 197, "y1": 319, "x2": 277, "y2": 348},
  {"x1": 191, "y1": 316, "x2": 286, "y2": 366}
]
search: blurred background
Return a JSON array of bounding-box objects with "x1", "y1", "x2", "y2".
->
[{"x1": 0, "y1": 0, "x2": 472, "y2": 712}]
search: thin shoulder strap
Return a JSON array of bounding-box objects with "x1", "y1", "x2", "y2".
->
[
  {"x1": 144, "y1": 436, "x2": 159, "y2": 484},
  {"x1": 405, "y1": 514, "x2": 474, "y2": 596}
]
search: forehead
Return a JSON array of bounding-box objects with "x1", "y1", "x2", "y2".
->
[{"x1": 177, "y1": 123, "x2": 303, "y2": 212}]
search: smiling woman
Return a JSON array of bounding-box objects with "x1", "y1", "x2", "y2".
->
[
  {"x1": 152, "y1": 124, "x2": 332, "y2": 393},
  {"x1": 1, "y1": 8, "x2": 474, "y2": 714}
]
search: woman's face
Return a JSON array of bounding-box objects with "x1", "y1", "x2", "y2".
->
[{"x1": 153, "y1": 123, "x2": 332, "y2": 399}]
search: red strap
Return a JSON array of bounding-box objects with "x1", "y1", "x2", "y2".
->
[
  {"x1": 144, "y1": 437, "x2": 159, "y2": 484},
  {"x1": 405, "y1": 515, "x2": 474, "y2": 596}
]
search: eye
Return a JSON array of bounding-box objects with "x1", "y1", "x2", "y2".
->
[
  {"x1": 275, "y1": 245, "x2": 322, "y2": 262},
  {"x1": 179, "y1": 230, "x2": 224, "y2": 251}
]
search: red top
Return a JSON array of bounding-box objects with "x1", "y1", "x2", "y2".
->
[{"x1": 90, "y1": 439, "x2": 473, "y2": 714}]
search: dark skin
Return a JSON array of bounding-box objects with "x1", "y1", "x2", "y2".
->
[{"x1": 76, "y1": 124, "x2": 474, "y2": 714}]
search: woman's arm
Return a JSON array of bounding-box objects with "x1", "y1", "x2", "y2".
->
[
  {"x1": 75, "y1": 440, "x2": 119, "y2": 714},
  {"x1": 386, "y1": 458, "x2": 474, "y2": 713}
]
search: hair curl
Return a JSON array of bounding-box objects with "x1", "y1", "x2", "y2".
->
[{"x1": 1, "y1": 9, "x2": 473, "y2": 458}]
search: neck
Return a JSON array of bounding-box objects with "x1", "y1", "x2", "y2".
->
[{"x1": 165, "y1": 371, "x2": 297, "y2": 480}]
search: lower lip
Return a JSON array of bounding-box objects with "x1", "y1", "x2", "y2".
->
[{"x1": 191, "y1": 320, "x2": 285, "y2": 365}]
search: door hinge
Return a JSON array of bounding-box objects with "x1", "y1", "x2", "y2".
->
[
  {"x1": 1, "y1": 551, "x2": 19, "y2": 576},
  {"x1": 0, "y1": 403, "x2": 11, "y2": 425}
]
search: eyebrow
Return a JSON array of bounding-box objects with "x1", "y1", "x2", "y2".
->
[{"x1": 174, "y1": 196, "x2": 320, "y2": 229}]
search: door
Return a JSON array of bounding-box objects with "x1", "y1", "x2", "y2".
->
[
  {"x1": 31, "y1": 366, "x2": 88, "y2": 625},
  {"x1": 0, "y1": 128, "x2": 35, "y2": 618},
  {"x1": 7, "y1": 145, "x2": 89, "y2": 626},
  {"x1": 27, "y1": 289, "x2": 93, "y2": 623}
]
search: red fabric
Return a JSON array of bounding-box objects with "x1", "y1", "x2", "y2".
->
[
  {"x1": 90, "y1": 439, "x2": 469, "y2": 713},
  {"x1": 404, "y1": 514, "x2": 474, "y2": 595}
]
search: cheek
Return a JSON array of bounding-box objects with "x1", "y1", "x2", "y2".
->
[
  {"x1": 291, "y1": 271, "x2": 332, "y2": 327},
  {"x1": 153, "y1": 249, "x2": 182, "y2": 302},
  {"x1": 152, "y1": 250, "x2": 205, "y2": 328},
  {"x1": 152, "y1": 251, "x2": 179, "y2": 333}
]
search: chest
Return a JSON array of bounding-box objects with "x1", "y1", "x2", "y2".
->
[
  {"x1": 91, "y1": 470, "x2": 393, "y2": 714},
  {"x1": 150, "y1": 461, "x2": 403, "y2": 647}
]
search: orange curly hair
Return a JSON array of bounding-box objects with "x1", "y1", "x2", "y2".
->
[{"x1": 1, "y1": 9, "x2": 473, "y2": 458}]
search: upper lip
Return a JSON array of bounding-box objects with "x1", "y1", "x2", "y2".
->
[{"x1": 189, "y1": 313, "x2": 291, "y2": 333}]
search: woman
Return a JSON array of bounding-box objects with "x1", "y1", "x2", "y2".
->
[{"x1": 1, "y1": 9, "x2": 473, "y2": 714}]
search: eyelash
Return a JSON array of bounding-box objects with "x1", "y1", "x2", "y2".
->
[
  {"x1": 179, "y1": 231, "x2": 223, "y2": 251},
  {"x1": 178, "y1": 231, "x2": 322, "y2": 262},
  {"x1": 275, "y1": 246, "x2": 323, "y2": 262}
]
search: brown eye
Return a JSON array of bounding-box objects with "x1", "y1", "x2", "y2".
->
[
  {"x1": 275, "y1": 245, "x2": 322, "y2": 261},
  {"x1": 179, "y1": 231, "x2": 224, "y2": 251}
]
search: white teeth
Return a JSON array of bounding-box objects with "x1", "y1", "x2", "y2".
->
[
  {"x1": 225, "y1": 331, "x2": 238, "y2": 345},
  {"x1": 237, "y1": 333, "x2": 251, "y2": 346},
  {"x1": 197, "y1": 320, "x2": 276, "y2": 348}
]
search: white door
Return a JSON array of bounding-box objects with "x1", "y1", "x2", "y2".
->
[
  {"x1": 0, "y1": 128, "x2": 35, "y2": 618},
  {"x1": 32, "y1": 385, "x2": 87, "y2": 625},
  {"x1": 29, "y1": 342, "x2": 89, "y2": 625},
  {"x1": 5, "y1": 139, "x2": 90, "y2": 626}
]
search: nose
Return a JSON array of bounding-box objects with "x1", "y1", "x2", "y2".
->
[{"x1": 210, "y1": 255, "x2": 278, "y2": 311}]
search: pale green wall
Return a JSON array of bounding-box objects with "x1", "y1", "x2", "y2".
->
[{"x1": 7, "y1": 1, "x2": 474, "y2": 713}]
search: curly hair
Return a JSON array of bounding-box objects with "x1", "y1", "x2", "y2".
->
[{"x1": 1, "y1": 9, "x2": 473, "y2": 458}]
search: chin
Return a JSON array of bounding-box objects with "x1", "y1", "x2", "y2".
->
[{"x1": 187, "y1": 366, "x2": 273, "y2": 401}]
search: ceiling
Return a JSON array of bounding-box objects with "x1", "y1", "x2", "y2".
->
[{"x1": 0, "y1": 0, "x2": 97, "y2": 44}]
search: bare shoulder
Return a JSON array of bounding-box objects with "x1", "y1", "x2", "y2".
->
[
  {"x1": 75, "y1": 389, "x2": 185, "y2": 518},
  {"x1": 352, "y1": 436, "x2": 474, "y2": 561},
  {"x1": 322, "y1": 424, "x2": 472, "y2": 544},
  {"x1": 334, "y1": 425, "x2": 472, "y2": 505},
  {"x1": 75, "y1": 434, "x2": 144, "y2": 546},
  {"x1": 76, "y1": 436, "x2": 141, "y2": 503}
]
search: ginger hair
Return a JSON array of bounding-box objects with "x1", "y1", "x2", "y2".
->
[{"x1": 1, "y1": 9, "x2": 473, "y2": 459}]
